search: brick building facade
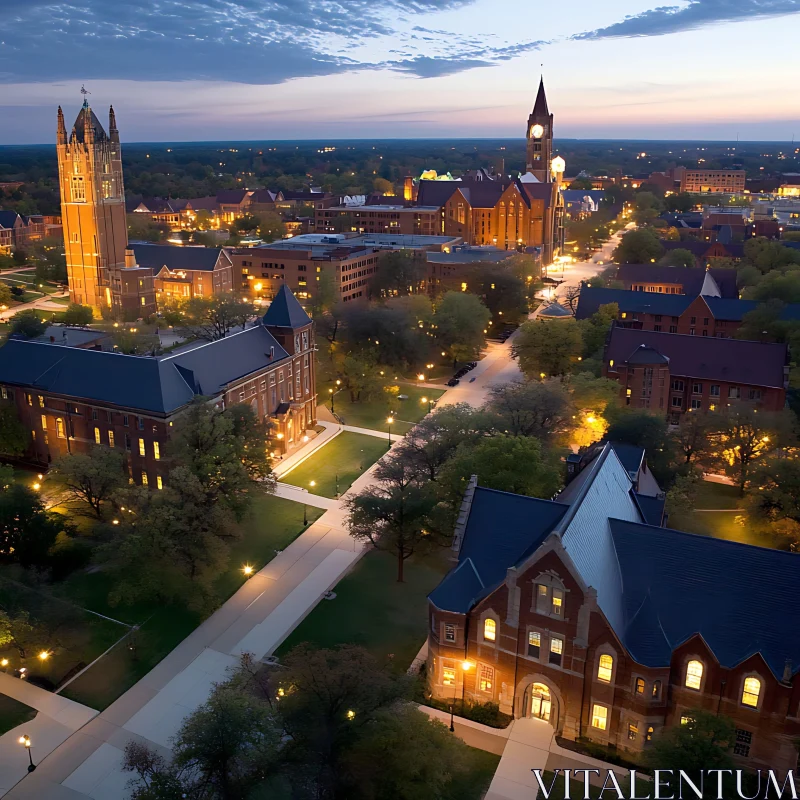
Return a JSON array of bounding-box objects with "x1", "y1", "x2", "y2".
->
[
  {"x1": 680, "y1": 170, "x2": 746, "y2": 194},
  {"x1": 427, "y1": 445, "x2": 800, "y2": 771},
  {"x1": 0, "y1": 285, "x2": 316, "y2": 480}
]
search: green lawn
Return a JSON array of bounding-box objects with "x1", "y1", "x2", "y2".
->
[
  {"x1": 446, "y1": 747, "x2": 500, "y2": 800},
  {"x1": 331, "y1": 384, "x2": 446, "y2": 435},
  {"x1": 278, "y1": 548, "x2": 450, "y2": 670},
  {"x1": 280, "y1": 432, "x2": 388, "y2": 498},
  {"x1": 0, "y1": 694, "x2": 37, "y2": 736},
  {"x1": 668, "y1": 480, "x2": 787, "y2": 550},
  {"x1": 57, "y1": 493, "x2": 320, "y2": 710}
]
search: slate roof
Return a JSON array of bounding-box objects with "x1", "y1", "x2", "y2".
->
[
  {"x1": 0, "y1": 324, "x2": 289, "y2": 414},
  {"x1": 608, "y1": 442, "x2": 644, "y2": 478},
  {"x1": 606, "y1": 326, "x2": 788, "y2": 388},
  {"x1": 216, "y1": 190, "x2": 251, "y2": 205},
  {"x1": 708, "y1": 267, "x2": 739, "y2": 297},
  {"x1": 632, "y1": 494, "x2": 665, "y2": 527},
  {"x1": 71, "y1": 105, "x2": 108, "y2": 143},
  {"x1": 415, "y1": 180, "x2": 462, "y2": 208},
  {"x1": 575, "y1": 286, "x2": 693, "y2": 320},
  {"x1": 429, "y1": 487, "x2": 569, "y2": 613},
  {"x1": 610, "y1": 519, "x2": 800, "y2": 678},
  {"x1": 532, "y1": 77, "x2": 549, "y2": 117},
  {"x1": 616, "y1": 264, "x2": 712, "y2": 296},
  {"x1": 131, "y1": 243, "x2": 226, "y2": 273},
  {"x1": 262, "y1": 284, "x2": 312, "y2": 328}
]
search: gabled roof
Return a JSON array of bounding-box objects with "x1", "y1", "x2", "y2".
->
[
  {"x1": 575, "y1": 286, "x2": 693, "y2": 320},
  {"x1": 216, "y1": 190, "x2": 251, "y2": 205},
  {"x1": 707, "y1": 267, "x2": 739, "y2": 298},
  {"x1": 611, "y1": 519, "x2": 800, "y2": 678},
  {"x1": 616, "y1": 264, "x2": 714, "y2": 296},
  {"x1": 429, "y1": 487, "x2": 569, "y2": 613},
  {"x1": 261, "y1": 284, "x2": 312, "y2": 329},
  {"x1": 415, "y1": 180, "x2": 462, "y2": 208},
  {"x1": 606, "y1": 326, "x2": 787, "y2": 388},
  {"x1": 131, "y1": 243, "x2": 227, "y2": 273}
]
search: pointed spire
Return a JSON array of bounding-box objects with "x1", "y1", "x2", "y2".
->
[
  {"x1": 109, "y1": 105, "x2": 119, "y2": 143},
  {"x1": 84, "y1": 103, "x2": 95, "y2": 144},
  {"x1": 532, "y1": 76, "x2": 549, "y2": 117},
  {"x1": 57, "y1": 106, "x2": 67, "y2": 145}
]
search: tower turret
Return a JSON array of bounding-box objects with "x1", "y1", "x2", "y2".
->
[
  {"x1": 109, "y1": 105, "x2": 119, "y2": 144},
  {"x1": 57, "y1": 106, "x2": 67, "y2": 146},
  {"x1": 526, "y1": 77, "x2": 554, "y2": 183}
]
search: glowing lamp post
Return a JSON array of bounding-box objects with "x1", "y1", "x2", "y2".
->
[
  {"x1": 551, "y1": 156, "x2": 566, "y2": 187},
  {"x1": 450, "y1": 661, "x2": 474, "y2": 732},
  {"x1": 19, "y1": 734, "x2": 35, "y2": 772},
  {"x1": 387, "y1": 416, "x2": 394, "y2": 448}
]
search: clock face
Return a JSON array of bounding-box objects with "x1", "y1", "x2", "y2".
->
[{"x1": 530, "y1": 124, "x2": 544, "y2": 139}]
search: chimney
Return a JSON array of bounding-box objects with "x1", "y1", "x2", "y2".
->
[
  {"x1": 124, "y1": 248, "x2": 136, "y2": 268},
  {"x1": 109, "y1": 105, "x2": 119, "y2": 144},
  {"x1": 57, "y1": 106, "x2": 67, "y2": 145}
]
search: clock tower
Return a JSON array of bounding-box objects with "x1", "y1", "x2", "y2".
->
[{"x1": 526, "y1": 77, "x2": 553, "y2": 182}]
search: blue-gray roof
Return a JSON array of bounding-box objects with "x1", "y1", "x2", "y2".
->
[
  {"x1": 611, "y1": 519, "x2": 800, "y2": 678},
  {"x1": 262, "y1": 284, "x2": 312, "y2": 329},
  {"x1": 609, "y1": 442, "x2": 644, "y2": 478},
  {"x1": 0, "y1": 324, "x2": 289, "y2": 415},
  {"x1": 704, "y1": 296, "x2": 800, "y2": 322},
  {"x1": 575, "y1": 286, "x2": 693, "y2": 320},
  {"x1": 632, "y1": 493, "x2": 665, "y2": 527},
  {"x1": 131, "y1": 243, "x2": 226, "y2": 273},
  {"x1": 429, "y1": 487, "x2": 568, "y2": 613}
]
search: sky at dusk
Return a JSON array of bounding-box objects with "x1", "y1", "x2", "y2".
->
[{"x1": 1, "y1": 0, "x2": 799, "y2": 144}]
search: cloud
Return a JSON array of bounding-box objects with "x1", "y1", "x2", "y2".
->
[
  {"x1": 575, "y1": 0, "x2": 800, "y2": 39},
  {"x1": 0, "y1": 0, "x2": 476, "y2": 84}
]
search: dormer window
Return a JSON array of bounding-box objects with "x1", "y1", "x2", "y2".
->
[{"x1": 535, "y1": 583, "x2": 564, "y2": 617}]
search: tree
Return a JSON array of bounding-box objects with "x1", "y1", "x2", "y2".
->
[
  {"x1": 107, "y1": 468, "x2": 234, "y2": 611},
  {"x1": 630, "y1": 191, "x2": 663, "y2": 225},
  {"x1": 579, "y1": 302, "x2": 618, "y2": 359},
  {"x1": 665, "y1": 469, "x2": 701, "y2": 519},
  {"x1": 346, "y1": 456, "x2": 438, "y2": 582},
  {"x1": 309, "y1": 269, "x2": 338, "y2": 318},
  {"x1": 257, "y1": 210, "x2": 286, "y2": 243},
  {"x1": 647, "y1": 708, "x2": 735, "y2": 784},
  {"x1": 0, "y1": 484, "x2": 64, "y2": 569},
  {"x1": 0, "y1": 610, "x2": 55, "y2": 661},
  {"x1": 342, "y1": 706, "x2": 471, "y2": 800},
  {"x1": 51, "y1": 447, "x2": 126, "y2": 519},
  {"x1": 744, "y1": 270, "x2": 800, "y2": 305},
  {"x1": 395, "y1": 403, "x2": 489, "y2": 482},
  {"x1": 748, "y1": 456, "x2": 800, "y2": 540},
  {"x1": 605, "y1": 407, "x2": 675, "y2": 486},
  {"x1": 464, "y1": 263, "x2": 528, "y2": 325},
  {"x1": 439, "y1": 435, "x2": 561, "y2": 502},
  {"x1": 706, "y1": 408, "x2": 793, "y2": 495},
  {"x1": 671, "y1": 411, "x2": 716, "y2": 466},
  {"x1": 232, "y1": 214, "x2": 261, "y2": 234},
  {"x1": 612, "y1": 228, "x2": 663, "y2": 264},
  {"x1": 61, "y1": 303, "x2": 94, "y2": 326},
  {"x1": 167, "y1": 401, "x2": 273, "y2": 519},
  {"x1": 338, "y1": 353, "x2": 388, "y2": 403},
  {"x1": 0, "y1": 405, "x2": 27, "y2": 457},
  {"x1": 486, "y1": 380, "x2": 570, "y2": 439},
  {"x1": 658, "y1": 248, "x2": 696, "y2": 268},
  {"x1": 434, "y1": 291, "x2": 490, "y2": 365},
  {"x1": 112, "y1": 329, "x2": 161, "y2": 355},
  {"x1": 10, "y1": 309, "x2": 46, "y2": 339},
  {"x1": 743, "y1": 237, "x2": 800, "y2": 274},
  {"x1": 272, "y1": 644, "x2": 409, "y2": 797},
  {"x1": 369, "y1": 250, "x2": 426, "y2": 298},
  {"x1": 0, "y1": 284, "x2": 11, "y2": 307},
  {"x1": 182, "y1": 293, "x2": 254, "y2": 341},
  {"x1": 513, "y1": 320, "x2": 583, "y2": 378},
  {"x1": 127, "y1": 214, "x2": 168, "y2": 243}
]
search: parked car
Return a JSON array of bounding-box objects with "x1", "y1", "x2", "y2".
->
[{"x1": 446, "y1": 378, "x2": 460, "y2": 387}]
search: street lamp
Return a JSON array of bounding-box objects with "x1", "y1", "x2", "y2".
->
[
  {"x1": 335, "y1": 473, "x2": 340, "y2": 499},
  {"x1": 387, "y1": 416, "x2": 394, "y2": 448},
  {"x1": 450, "y1": 661, "x2": 474, "y2": 732},
  {"x1": 328, "y1": 388, "x2": 335, "y2": 413},
  {"x1": 421, "y1": 396, "x2": 433, "y2": 414},
  {"x1": 19, "y1": 734, "x2": 35, "y2": 772},
  {"x1": 242, "y1": 564, "x2": 254, "y2": 577}
]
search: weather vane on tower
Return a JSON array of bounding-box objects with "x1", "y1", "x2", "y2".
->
[{"x1": 80, "y1": 85, "x2": 91, "y2": 107}]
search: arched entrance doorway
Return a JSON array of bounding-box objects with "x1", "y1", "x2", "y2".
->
[{"x1": 528, "y1": 682, "x2": 554, "y2": 722}]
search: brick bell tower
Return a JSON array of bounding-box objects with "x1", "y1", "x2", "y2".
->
[
  {"x1": 525, "y1": 77, "x2": 554, "y2": 183},
  {"x1": 57, "y1": 94, "x2": 155, "y2": 317}
]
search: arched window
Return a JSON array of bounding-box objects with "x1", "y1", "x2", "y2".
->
[
  {"x1": 483, "y1": 618, "x2": 496, "y2": 642},
  {"x1": 652, "y1": 680, "x2": 662, "y2": 700},
  {"x1": 597, "y1": 654, "x2": 613, "y2": 683},
  {"x1": 635, "y1": 677, "x2": 645, "y2": 695},
  {"x1": 742, "y1": 677, "x2": 761, "y2": 708},
  {"x1": 685, "y1": 660, "x2": 703, "y2": 690}
]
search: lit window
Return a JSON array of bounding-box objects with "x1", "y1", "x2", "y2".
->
[
  {"x1": 628, "y1": 722, "x2": 639, "y2": 740},
  {"x1": 597, "y1": 654, "x2": 613, "y2": 683},
  {"x1": 139, "y1": 439, "x2": 146, "y2": 457},
  {"x1": 153, "y1": 442, "x2": 160, "y2": 460},
  {"x1": 156, "y1": 476, "x2": 163, "y2": 490},
  {"x1": 551, "y1": 588, "x2": 563, "y2": 616},
  {"x1": 108, "y1": 430, "x2": 115, "y2": 448},
  {"x1": 549, "y1": 637, "x2": 563, "y2": 666},
  {"x1": 591, "y1": 704, "x2": 608, "y2": 731},
  {"x1": 443, "y1": 666, "x2": 456, "y2": 686},
  {"x1": 528, "y1": 631, "x2": 541, "y2": 658},
  {"x1": 742, "y1": 677, "x2": 761, "y2": 708},
  {"x1": 646, "y1": 726, "x2": 654, "y2": 742},
  {"x1": 685, "y1": 660, "x2": 703, "y2": 690},
  {"x1": 652, "y1": 680, "x2": 661, "y2": 699},
  {"x1": 141, "y1": 471, "x2": 149, "y2": 486},
  {"x1": 479, "y1": 665, "x2": 494, "y2": 693},
  {"x1": 680, "y1": 715, "x2": 694, "y2": 726},
  {"x1": 38, "y1": 395, "x2": 44, "y2": 408},
  {"x1": 56, "y1": 418, "x2": 66, "y2": 439},
  {"x1": 635, "y1": 677, "x2": 645, "y2": 695},
  {"x1": 40, "y1": 414, "x2": 47, "y2": 430},
  {"x1": 483, "y1": 618, "x2": 496, "y2": 642},
  {"x1": 444, "y1": 624, "x2": 456, "y2": 643},
  {"x1": 94, "y1": 427, "x2": 101, "y2": 444}
]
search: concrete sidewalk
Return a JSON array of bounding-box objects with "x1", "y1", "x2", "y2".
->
[
  {"x1": 273, "y1": 483, "x2": 337, "y2": 510},
  {"x1": 484, "y1": 718, "x2": 553, "y2": 800}
]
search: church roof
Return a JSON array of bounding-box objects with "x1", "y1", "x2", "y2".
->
[
  {"x1": 131, "y1": 243, "x2": 228, "y2": 273},
  {"x1": 262, "y1": 284, "x2": 312, "y2": 329},
  {"x1": 532, "y1": 77, "x2": 549, "y2": 117},
  {"x1": 71, "y1": 104, "x2": 108, "y2": 143}
]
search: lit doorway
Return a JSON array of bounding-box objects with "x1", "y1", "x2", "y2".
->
[{"x1": 529, "y1": 683, "x2": 552, "y2": 722}]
